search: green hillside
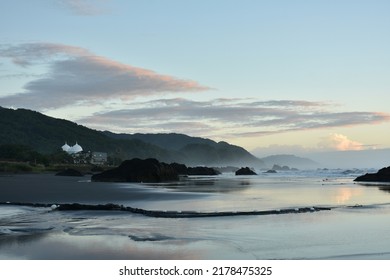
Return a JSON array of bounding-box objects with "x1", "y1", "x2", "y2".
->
[
  {"x1": 103, "y1": 131, "x2": 217, "y2": 151},
  {"x1": 0, "y1": 107, "x2": 264, "y2": 167},
  {"x1": 104, "y1": 132, "x2": 264, "y2": 167}
]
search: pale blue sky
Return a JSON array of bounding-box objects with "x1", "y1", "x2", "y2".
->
[{"x1": 1, "y1": 0, "x2": 389, "y2": 153}]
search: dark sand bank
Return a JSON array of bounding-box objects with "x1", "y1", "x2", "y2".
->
[{"x1": 0, "y1": 173, "x2": 200, "y2": 204}]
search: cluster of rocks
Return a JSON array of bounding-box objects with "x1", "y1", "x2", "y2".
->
[
  {"x1": 90, "y1": 158, "x2": 262, "y2": 181},
  {"x1": 91, "y1": 158, "x2": 177, "y2": 183},
  {"x1": 91, "y1": 158, "x2": 220, "y2": 183},
  {"x1": 260, "y1": 164, "x2": 299, "y2": 174},
  {"x1": 271, "y1": 164, "x2": 298, "y2": 171},
  {"x1": 169, "y1": 162, "x2": 220, "y2": 176}
]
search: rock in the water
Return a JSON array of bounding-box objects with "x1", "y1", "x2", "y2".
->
[
  {"x1": 169, "y1": 162, "x2": 220, "y2": 176},
  {"x1": 55, "y1": 168, "x2": 83, "y2": 177},
  {"x1": 235, "y1": 167, "x2": 257, "y2": 175},
  {"x1": 187, "y1": 166, "x2": 220, "y2": 176},
  {"x1": 91, "y1": 158, "x2": 179, "y2": 183},
  {"x1": 354, "y1": 166, "x2": 390, "y2": 182},
  {"x1": 265, "y1": 169, "x2": 277, "y2": 173}
]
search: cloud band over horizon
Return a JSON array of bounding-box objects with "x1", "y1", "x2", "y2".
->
[{"x1": 79, "y1": 98, "x2": 390, "y2": 138}]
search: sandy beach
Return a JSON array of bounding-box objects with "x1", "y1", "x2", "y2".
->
[
  {"x1": 0, "y1": 173, "x2": 198, "y2": 204},
  {"x1": 1, "y1": 171, "x2": 390, "y2": 260}
]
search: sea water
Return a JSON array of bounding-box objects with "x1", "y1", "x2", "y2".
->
[{"x1": 1, "y1": 169, "x2": 390, "y2": 259}]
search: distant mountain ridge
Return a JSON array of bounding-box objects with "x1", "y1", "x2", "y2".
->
[
  {"x1": 103, "y1": 131, "x2": 262, "y2": 166},
  {"x1": 260, "y1": 154, "x2": 319, "y2": 169},
  {"x1": 0, "y1": 107, "x2": 264, "y2": 167}
]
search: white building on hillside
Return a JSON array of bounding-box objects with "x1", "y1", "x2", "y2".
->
[
  {"x1": 61, "y1": 142, "x2": 107, "y2": 165},
  {"x1": 62, "y1": 142, "x2": 83, "y2": 154}
]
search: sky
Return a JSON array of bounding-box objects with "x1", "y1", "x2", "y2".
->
[{"x1": 0, "y1": 0, "x2": 389, "y2": 156}]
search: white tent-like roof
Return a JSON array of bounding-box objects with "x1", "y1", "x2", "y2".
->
[
  {"x1": 62, "y1": 142, "x2": 83, "y2": 154},
  {"x1": 61, "y1": 142, "x2": 71, "y2": 152}
]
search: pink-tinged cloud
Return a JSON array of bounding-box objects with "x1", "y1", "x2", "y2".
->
[
  {"x1": 0, "y1": 43, "x2": 210, "y2": 109},
  {"x1": 319, "y1": 133, "x2": 365, "y2": 151}
]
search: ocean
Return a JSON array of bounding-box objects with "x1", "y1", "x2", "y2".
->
[{"x1": 1, "y1": 169, "x2": 390, "y2": 260}]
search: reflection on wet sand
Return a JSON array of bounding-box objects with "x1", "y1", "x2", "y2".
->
[
  {"x1": 0, "y1": 231, "x2": 50, "y2": 248},
  {"x1": 334, "y1": 188, "x2": 363, "y2": 204},
  {"x1": 2, "y1": 172, "x2": 390, "y2": 260},
  {"x1": 150, "y1": 177, "x2": 251, "y2": 193},
  {"x1": 355, "y1": 182, "x2": 390, "y2": 194},
  {"x1": 0, "y1": 232, "x2": 204, "y2": 260}
]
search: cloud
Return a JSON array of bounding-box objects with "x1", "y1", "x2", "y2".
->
[
  {"x1": 2, "y1": 43, "x2": 390, "y2": 141},
  {"x1": 57, "y1": 0, "x2": 110, "y2": 15},
  {"x1": 0, "y1": 43, "x2": 209, "y2": 109},
  {"x1": 79, "y1": 98, "x2": 390, "y2": 137},
  {"x1": 319, "y1": 133, "x2": 366, "y2": 151},
  {"x1": 0, "y1": 43, "x2": 90, "y2": 66}
]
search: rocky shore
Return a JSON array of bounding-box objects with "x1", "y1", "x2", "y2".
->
[
  {"x1": 91, "y1": 158, "x2": 220, "y2": 183},
  {"x1": 354, "y1": 166, "x2": 390, "y2": 182}
]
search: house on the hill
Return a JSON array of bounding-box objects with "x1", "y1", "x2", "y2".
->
[
  {"x1": 61, "y1": 142, "x2": 107, "y2": 165},
  {"x1": 91, "y1": 152, "x2": 107, "y2": 165}
]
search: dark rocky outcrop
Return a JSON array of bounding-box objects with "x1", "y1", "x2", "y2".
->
[
  {"x1": 235, "y1": 167, "x2": 257, "y2": 175},
  {"x1": 354, "y1": 166, "x2": 390, "y2": 182},
  {"x1": 169, "y1": 162, "x2": 188, "y2": 175},
  {"x1": 91, "y1": 158, "x2": 179, "y2": 183},
  {"x1": 169, "y1": 162, "x2": 220, "y2": 176},
  {"x1": 187, "y1": 166, "x2": 220, "y2": 176},
  {"x1": 55, "y1": 168, "x2": 83, "y2": 177}
]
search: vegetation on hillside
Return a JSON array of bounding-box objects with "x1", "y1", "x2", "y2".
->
[{"x1": 0, "y1": 106, "x2": 265, "y2": 167}]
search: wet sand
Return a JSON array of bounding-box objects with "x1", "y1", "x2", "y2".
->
[
  {"x1": 0, "y1": 173, "x2": 199, "y2": 204},
  {"x1": 2, "y1": 172, "x2": 390, "y2": 260}
]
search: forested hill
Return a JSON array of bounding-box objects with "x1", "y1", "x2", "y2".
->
[
  {"x1": 0, "y1": 107, "x2": 264, "y2": 167},
  {"x1": 103, "y1": 131, "x2": 217, "y2": 151},
  {"x1": 104, "y1": 131, "x2": 264, "y2": 167},
  {"x1": 0, "y1": 107, "x2": 173, "y2": 163}
]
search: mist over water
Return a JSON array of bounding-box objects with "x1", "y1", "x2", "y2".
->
[{"x1": 1, "y1": 170, "x2": 390, "y2": 259}]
